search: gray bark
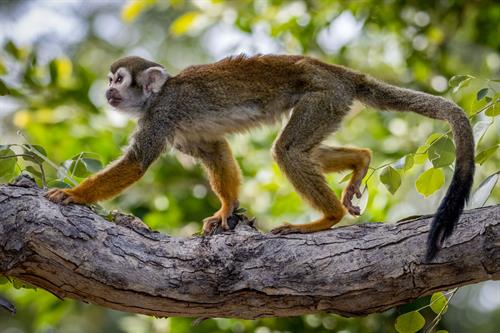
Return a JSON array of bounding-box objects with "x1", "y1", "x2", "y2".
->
[{"x1": 0, "y1": 176, "x2": 498, "y2": 319}]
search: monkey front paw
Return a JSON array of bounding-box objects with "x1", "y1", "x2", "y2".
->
[
  {"x1": 202, "y1": 202, "x2": 241, "y2": 235},
  {"x1": 44, "y1": 188, "x2": 85, "y2": 205},
  {"x1": 342, "y1": 184, "x2": 362, "y2": 216}
]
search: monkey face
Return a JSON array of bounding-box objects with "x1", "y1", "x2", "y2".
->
[
  {"x1": 106, "y1": 67, "x2": 146, "y2": 116},
  {"x1": 106, "y1": 63, "x2": 169, "y2": 117}
]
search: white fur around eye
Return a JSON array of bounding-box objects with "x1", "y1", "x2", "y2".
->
[{"x1": 115, "y1": 67, "x2": 132, "y2": 87}]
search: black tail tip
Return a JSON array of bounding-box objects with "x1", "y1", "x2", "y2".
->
[
  {"x1": 424, "y1": 165, "x2": 473, "y2": 262},
  {"x1": 425, "y1": 200, "x2": 464, "y2": 262},
  {"x1": 425, "y1": 235, "x2": 442, "y2": 262}
]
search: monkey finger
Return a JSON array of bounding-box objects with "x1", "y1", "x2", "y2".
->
[
  {"x1": 44, "y1": 188, "x2": 59, "y2": 197},
  {"x1": 48, "y1": 191, "x2": 64, "y2": 203},
  {"x1": 355, "y1": 189, "x2": 362, "y2": 198},
  {"x1": 202, "y1": 217, "x2": 221, "y2": 234},
  {"x1": 203, "y1": 222, "x2": 219, "y2": 235},
  {"x1": 62, "y1": 196, "x2": 75, "y2": 205},
  {"x1": 220, "y1": 217, "x2": 229, "y2": 230}
]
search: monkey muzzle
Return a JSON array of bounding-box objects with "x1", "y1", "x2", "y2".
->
[{"x1": 105, "y1": 88, "x2": 122, "y2": 107}]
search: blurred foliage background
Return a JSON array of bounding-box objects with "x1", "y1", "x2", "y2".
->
[{"x1": 0, "y1": 0, "x2": 499, "y2": 332}]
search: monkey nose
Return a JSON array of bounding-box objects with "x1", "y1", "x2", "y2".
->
[
  {"x1": 106, "y1": 89, "x2": 122, "y2": 106},
  {"x1": 105, "y1": 88, "x2": 118, "y2": 99}
]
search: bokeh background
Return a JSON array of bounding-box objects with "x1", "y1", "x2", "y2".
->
[{"x1": 0, "y1": 1, "x2": 499, "y2": 332}]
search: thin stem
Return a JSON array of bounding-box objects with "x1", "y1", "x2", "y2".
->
[
  {"x1": 15, "y1": 132, "x2": 78, "y2": 186},
  {"x1": 424, "y1": 288, "x2": 458, "y2": 333},
  {"x1": 71, "y1": 152, "x2": 84, "y2": 178},
  {"x1": 0, "y1": 154, "x2": 36, "y2": 160},
  {"x1": 39, "y1": 164, "x2": 47, "y2": 188}
]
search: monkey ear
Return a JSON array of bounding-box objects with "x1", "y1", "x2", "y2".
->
[{"x1": 139, "y1": 66, "x2": 169, "y2": 94}]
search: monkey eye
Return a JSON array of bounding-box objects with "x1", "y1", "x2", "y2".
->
[
  {"x1": 108, "y1": 77, "x2": 112, "y2": 84},
  {"x1": 116, "y1": 75, "x2": 123, "y2": 83}
]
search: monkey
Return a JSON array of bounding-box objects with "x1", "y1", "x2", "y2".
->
[{"x1": 45, "y1": 54, "x2": 474, "y2": 261}]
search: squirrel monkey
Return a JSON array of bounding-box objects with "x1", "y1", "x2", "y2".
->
[{"x1": 46, "y1": 55, "x2": 474, "y2": 261}]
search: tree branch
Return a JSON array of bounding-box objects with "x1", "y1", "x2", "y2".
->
[{"x1": 0, "y1": 176, "x2": 498, "y2": 319}]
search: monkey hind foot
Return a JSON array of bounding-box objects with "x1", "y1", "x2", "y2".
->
[{"x1": 270, "y1": 215, "x2": 343, "y2": 235}]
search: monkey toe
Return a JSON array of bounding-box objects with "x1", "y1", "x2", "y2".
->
[
  {"x1": 347, "y1": 204, "x2": 361, "y2": 216},
  {"x1": 342, "y1": 197, "x2": 360, "y2": 216},
  {"x1": 271, "y1": 223, "x2": 302, "y2": 235},
  {"x1": 202, "y1": 205, "x2": 235, "y2": 234},
  {"x1": 202, "y1": 214, "x2": 228, "y2": 235},
  {"x1": 342, "y1": 185, "x2": 363, "y2": 216},
  {"x1": 62, "y1": 196, "x2": 75, "y2": 205},
  {"x1": 202, "y1": 219, "x2": 219, "y2": 235}
]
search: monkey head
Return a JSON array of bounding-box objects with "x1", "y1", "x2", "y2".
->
[{"x1": 106, "y1": 56, "x2": 169, "y2": 116}]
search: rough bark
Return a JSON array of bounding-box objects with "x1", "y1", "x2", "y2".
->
[{"x1": 0, "y1": 176, "x2": 498, "y2": 319}]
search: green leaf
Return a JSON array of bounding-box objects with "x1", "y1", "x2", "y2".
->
[
  {"x1": 25, "y1": 165, "x2": 42, "y2": 178},
  {"x1": 485, "y1": 102, "x2": 499, "y2": 117},
  {"x1": 416, "y1": 168, "x2": 445, "y2": 197},
  {"x1": 82, "y1": 158, "x2": 102, "y2": 173},
  {"x1": 394, "y1": 154, "x2": 414, "y2": 171},
  {"x1": 476, "y1": 88, "x2": 489, "y2": 101},
  {"x1": 0, "y1": 148, "x2": 17, "y2": 176},
  {"x1": 430, "y1": 292, "x2": 448, "y2": 314},
  {"x1": 428, "y1": 137, "x2": 455, "y2": 168},
  {"x1": 403, "y1": 154, "x2": 415, "y2": 171},
  {"x1": 58, "y1": 161, "x2": 73, "y2": 179},
  {"x1": 425, "y1": 133, "x2": 444, "y2": 146},
  {"x1": 475, "y1": 145, "x2": 498, "y2": 165},
  {"x1": 449, "y1": 75, "x2": 472, "y2": 93},
  {"x1": 340, "y1": 172, "x2": 353, "y2": 183},
  {"x1": 47, "y1": 180, "x2": 71, "y2": 188},
  {"x1": 469, "y1": 172, "x2": 499, "y2": 208},
  {"x1": 11, "y1": 278, "x2": 36, "y2": 290},
  {"x1": 21, "y1": 144, "x2": 47, "y2": 164},
  {"x1": 380, "y1": 166, "x2": 401, "y2": 194},
  {"x1": 68, "y1": 154, "x2": 102, "y2": 177},
  {"x1": 0, "y1": 78, "x2": 10, "y2": 95},
  {"x1": 0, "y1": 57, "x2": 6, "y2": 75},
  {"x1": 414, "y1": 146, "x2": 428, "y2": 165},
  {"x1": 449, "y1": 75, "x2": 470, "y2": 87},
  {"x1": 49, "y1": 59, "x2": 58, "y2": 86},
  {"x1": 5, "y1": 40, "x2": 21, "y2": 59},
  {"x1": 472, "y1": 120, "x2": 491, "y2": 144},
  {"x1": 436, "y1": 331, "x2": 448, "y2": 333},
  {"x1": 0, "y1": 276, "x2": 10, "y2": 285},
  {"x1": 68, "y1": 159, "x2": 89, "y2": 178},
  {"x1": 395, "y1": 311, "x2": 426, "y2": 333}
]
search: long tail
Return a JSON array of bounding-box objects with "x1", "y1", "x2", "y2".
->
[{"x1": 353, "y1": 74, "x2": 475, "y2": 261}]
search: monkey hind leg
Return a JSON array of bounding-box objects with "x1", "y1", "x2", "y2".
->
[
  {"x1": 179, "y1": 139, "x2": 241, "y2": 234},
  {"x1": 313, "y1": 145, "x2": 371, "y2": 216},
  {"x1": 271, "y1": 93, "x2": 348, "y2": 234}
]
